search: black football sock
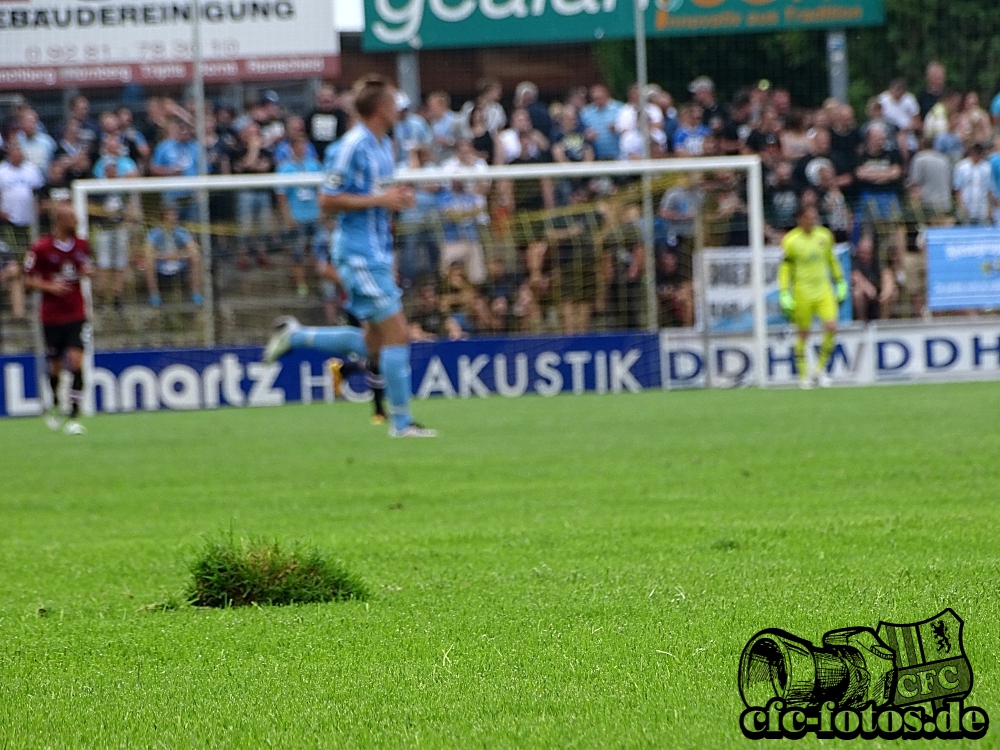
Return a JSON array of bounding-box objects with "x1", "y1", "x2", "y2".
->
[
  {"x1": 69, "y1": 370, "x2": 84, "y2": 419},
  {"x1": 339, "y1": 354, "x2": 365, "y2": 378},
  {"x1": 367, "y1": 361, "x2": 386, "y2": 417},
  {"x1": 49, "y1": 372, "x2": 60, "y2": 407}
]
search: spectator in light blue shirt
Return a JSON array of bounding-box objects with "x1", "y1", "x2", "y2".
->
[
  {"x1": 580, "y1": 84, "x2": 624, "y2": 160},
  {"x1": 426, "y1": 91, "x2": 463, "y2": 164},
  {"x1": 396, "y1": 145, "x2": 442, "y2": 285},
  {"x1": 987, "y1": 135, "x2": 1000, "y2": 226},
  {"x1": 933, "y1": 128, "x2": 964, "y2": 164},
  {"x1": 990, "y1": 92, "x2": 1000, "y2": 128},
  {"x1": 438, "y1": 181, "x2": 487, "y2": 284},
  {"x1": 275, "y1": 137, "x2": 323, "y2": 297},
  {"x1": 273, "y1": 115, "x2": 319, "y2": 166},
  {"x1": 17, "y1": 109, "x2": 57, "y2": 176},
  {"x1": 393, "y1": 92, "x2": 433, "y2": 167},
  {"x1": 143, "y1": 207, "x2": 203, "y2": 307},
  {"x1": 92, "y1": 136, "x2": 140, "y2": 308},
  {"x1": 150, "y1": 119, "x2": 200, "y2": 220}
]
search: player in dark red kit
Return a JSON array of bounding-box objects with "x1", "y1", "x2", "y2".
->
[{"x1": 23, "y1": 204, "x2": 92, "y2": 435}]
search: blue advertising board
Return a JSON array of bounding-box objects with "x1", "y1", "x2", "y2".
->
[
  {"x1": 926, "y1": 227, "x2": 1000, "y2": 311},
  {"x1": 0, "y1": 333, "x2": 662, "y2": 418}
]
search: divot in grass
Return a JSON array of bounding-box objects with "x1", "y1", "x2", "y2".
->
[{"x1": 185, "y1": 534, "x2": 367, "y2": 608}]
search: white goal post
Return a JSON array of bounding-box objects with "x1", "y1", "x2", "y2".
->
[{"x1": 72, "y1": 155, "x2": 769, "y2": 385}]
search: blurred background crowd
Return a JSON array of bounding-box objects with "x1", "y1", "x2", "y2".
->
[{"x1": 1, "y1": 60, "x2": 999, "y2": 349}]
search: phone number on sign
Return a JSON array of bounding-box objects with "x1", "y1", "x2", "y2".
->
[{"x1": 23, "y1": 39, "x2": 240, "y2": 64}]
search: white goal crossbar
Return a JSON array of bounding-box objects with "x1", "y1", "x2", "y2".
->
[{"x1": 71, "y1": 155, "x2": 769, "y2": 386}]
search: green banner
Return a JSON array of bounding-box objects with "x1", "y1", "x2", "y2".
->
[{"x1": 363, "y1": 0, "x2": 884, "y2": 51}]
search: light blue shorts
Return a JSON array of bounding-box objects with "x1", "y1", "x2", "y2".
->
[{"x1": 335, "y1": 258, "x2": 402, "y2": 323}]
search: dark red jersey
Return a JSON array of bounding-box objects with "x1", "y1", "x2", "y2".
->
[{"x1": 23, "y1": 236, "x2": 91, "y2": 326}]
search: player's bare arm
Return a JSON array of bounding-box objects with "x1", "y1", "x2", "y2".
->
[{"x1": 320, "y1": 184, "x2": 415, "y2": 214}]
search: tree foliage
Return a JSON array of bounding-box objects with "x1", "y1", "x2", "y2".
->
[{"x1": 596, "y1": 0, "x2": 1000, "y2": 112}]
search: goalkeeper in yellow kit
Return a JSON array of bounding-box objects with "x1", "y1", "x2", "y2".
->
[{"x1": 778, "y1": 205, "x2": 847, "y2": 389}]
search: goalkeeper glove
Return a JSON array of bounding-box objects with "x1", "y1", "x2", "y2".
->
[
  {"x1": 836, "y1": 279, "x2": 848, "y2": 303},
  {"x1": 779, "y1": 290, "x2": 795, "y2": 317}
]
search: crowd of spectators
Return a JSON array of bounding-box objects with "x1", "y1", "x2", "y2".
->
[
  {"x1": 381, "y1": 66, "x2": 1000, "y2": 333},
  {"x1": 1, "y1": 63, "x2": 999, "y2": 336}
]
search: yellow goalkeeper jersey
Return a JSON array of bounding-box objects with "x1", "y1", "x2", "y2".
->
[{"x1": 779, "y1": 226, "x2": 843, "y2": 301}]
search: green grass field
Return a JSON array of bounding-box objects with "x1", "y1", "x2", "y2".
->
[{"x1": 2, "y1": 384, "x2": 999, "y2": 748}]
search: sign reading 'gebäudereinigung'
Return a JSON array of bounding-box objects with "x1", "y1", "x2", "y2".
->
[{"x1": 0, "y1": 0, "x2": 339, "y2": 89}]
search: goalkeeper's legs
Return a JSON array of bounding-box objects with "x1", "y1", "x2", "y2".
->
[
  {"x1": 815, "y1": 319, "x2": 837, "y2": 388},
  {"x1": 792, "y1": 298, "x2": 813, "y2": 387},
  {"x1": 815, "y1": 295, "x2": 839, "y2": 387},
  {"x1": 818, "y1": 327, "x2": 837, "y2": 371},
  {"x1": 794, "y1": 333, "x2": 809, "y2": 387}
]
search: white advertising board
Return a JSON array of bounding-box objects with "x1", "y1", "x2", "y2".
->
[
  {"x1": 700, "y1": 244, "x2": 852, "y2": 333},
  {"x1": 662, "y1": 320, "x2": 1000, "y2": 388},
  {"x1": 0, "y1": 0, "x2": 338, "y2": 89}
]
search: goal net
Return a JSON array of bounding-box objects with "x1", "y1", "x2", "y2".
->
[{"x1": 63, "y1": 157, "x2": 770, "y2": 394}]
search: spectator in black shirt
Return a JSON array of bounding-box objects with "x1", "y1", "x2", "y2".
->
[
  {"x1": 851, "y1": 233, "x2": 897, "y2": 321},
  {"x1": 859, "y1": 98, "x2": 899, "y2": 152},
  {"x1": 917, "y1": 61, "x2": 947, "y2": 119},
  {"x1": 552, "y1": 106, "x2": 594, "y2": 204},
  {"x1": 853, "y1": 124, "x2": 904, "y2": 240},
  {"x1": 250, "y1": 91, "x2": 285, "y2": 150},
  {"x1": 306, "y1": 85, "x2": 349, "y2": 161},
  {"x1": 201, "y1": 110, "x2": 236, "y2": 254},
  {"x1": 40, "y1": 120, "x2": 93, "y2": 233},
  {"x1": 515, "y1": 81, "x2": 552, "y2": 141},
  {"x1": 544, "y1": 184, "x2": 601, "y2": 333},
  {"x1": 656, "y1": 249, "x2": 693, "y2": 327},
  {"x1": 48, "y1": 120, "x2": 92, "y2": 193},
  {"x1": 551, "y1": 88, "x2": 588, "y2": 142},
  {"x1": 689, "y1": 76, "x2": 726, "y2": 130},
  {"x1": 829, "y1": 103, "x2": 862, "y2": 168},
  {"x1": 763, "y1": 161, "x2": 798, "y2": 243},
  {"x1": 746, "y1": 108, "x2": 782, "y2": 154},
  {"x1": 854, "y1": 125, "x2": 904, "y2": 196},
  {"x1": 409, "y1": 282, "x2": 445, "y2": 341},
  {"x1": 64, "y1": 94, "x2": 100, "y2": 159},
  {"x1": 116, "y1": 106, "x2": 151, "y2": 171},
  {"x1": 139, "y1": 96, "x2": 170, "y2": 149},
  {"x1": 467, "y1": 106, "x2": 500, "y2": 166},
  {"x1": 481, "y1": 255, "x2": 520, "y2": 310},
  {"x1": 719, "y1": 91, "x2": 752, "y2": 155},
  {"x1": 792, "y1": 129, "x2": 853, "y2": 193},
  {"x1": 214, "y1": 104, "x2": 237, "y2": 141}
]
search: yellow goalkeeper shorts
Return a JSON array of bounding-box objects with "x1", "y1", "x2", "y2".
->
[{"x1": 792, "y1": 292, "x2": 837, "y2": 330}]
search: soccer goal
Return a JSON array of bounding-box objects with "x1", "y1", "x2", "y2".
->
[{"x1": 71, "y1": 154, "x2": 769, "y2": 392}]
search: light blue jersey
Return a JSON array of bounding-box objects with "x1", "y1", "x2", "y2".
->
[
  {"x1": 321, "y1": 123, "x2": 402, "y2": 324},
  {"x1": 276, "y1": 157, "x2": 322, "y2": 224},
  {"x1": 321, "y1": 124, "x2": 395, "y2": 270}
]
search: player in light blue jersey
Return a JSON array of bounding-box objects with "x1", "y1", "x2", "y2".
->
[{"x1": 264, "y1": 75, "x2": 435, "y2": 437}]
